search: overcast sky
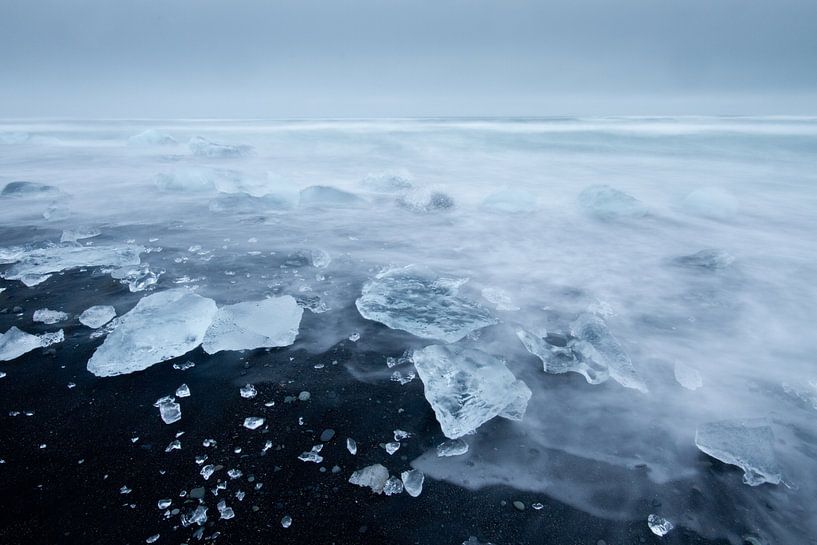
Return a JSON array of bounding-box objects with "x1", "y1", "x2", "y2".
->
[{"x1": 1, "y1": 0, "x2": 816, "y2": 117}]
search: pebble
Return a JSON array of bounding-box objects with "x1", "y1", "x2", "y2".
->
[
  {"x1": 320, "y1": 429, "x2": 335, "y2": 442},
  {"x1": 513, "y1": 501, "x2": 525, "y2": 511}
]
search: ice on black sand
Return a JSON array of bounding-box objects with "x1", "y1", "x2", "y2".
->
[
  {"x1": 33, "y1": 308, "x2": 69, "y2": 324},
  {"x1": 243, "y1": 417, "x2": 265, "y2": 430},
  {"x1": 154, "y1": 396, "x2": 181, "y2": 424},
  {"x1": 413, "y1": 343, "x2": 531, "y2": 439},
  {"x1": 695, "y1": 419, "x2": 783, "y2": 486},
  {"x1": 401, "y1": 469, "x2": 424, "y2": 497},
  {"x1": 437, "y1": 438, "x2": 469, "y2": 457},
  {"x1": 647, "y1": 514, "x2": 674, "y2": 536},
  {"x1": 78, "y1": 305, "x2": 116, "y2": 329},
  {"x1": 349, "y1": 464, "x2": 390, "y2": 494},
  {"x1": 202, "y1": 296, "x2": 302, "y2": 354},
  {"x1": 87, "y1": 289, "x2": 217, "y2": 377},
  {"x1": 355, "y1": 265, "x2": 497, "y2": 343},
  {"x1": 0, "y1": 327, "x2": 64, "y2": 361}
]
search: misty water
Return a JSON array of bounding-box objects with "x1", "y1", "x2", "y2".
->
[{"x1": 1, "y1": 118, "x2": 816, "y2": 545}]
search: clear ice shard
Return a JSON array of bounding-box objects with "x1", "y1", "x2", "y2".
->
[
  {"x1": 396, "y1": 187, "x2": 454, "y2": 213},
  {"x1": 1, "y1": 243, "x2": 144, "y2": 287},
  {"x1": 577, "y1": 184, "x2": 647, "y2": 220},
  {"x1": 437, "y1": 438, "x2": 469, "y2": 457},
  {"x1": 243, "y1": 417, "x2": 265, "y2": 430},
  {"x1": 60, "y1": 227, "x2": 101, "y2": 243},
  {"x1": 87, "y1": 289, "x2": 218, "y2": 377},
  {"x1": 695, "y1": 419, "x2": 783, "y2": 486},
  {"x1": 400, "y1": 469, "x2": 424, "y2": 497},
  {"x1": 348, "y1": 464, "x2": 390, "y2": 494},
  {"x1": 78, "y1": 305, "x2": 116, "y2": 329},
  {"x1": 202, "y1": 296, "x2": 303, "y2": 354},
  {"x1": 383, "y1": 476, "x2": 404, "y2": 495},
  {"x1": 33, "y1": 308, "x2": 69, "y2": 324},
  {"x1": 188, "y1": 136, "x2": 252, "y2": 158},
  {"x1": 647, "y1": 514, "x2": 674, "y2": 536},
  {"x1": 412, "y1": 344, "x2": 532, "y2": 439},
  {"x1": 0, "y1": 327, "x2": 64, "y2": 361},
  {"x1": 153, "y1": 396, "x2": 181, "y2": 424},
  {"x1": 517, "y1": 313, "x2": 647, "y2": 392},
  {"x1": 355, "y1": 265, "x2": 497, "y2": 343}
]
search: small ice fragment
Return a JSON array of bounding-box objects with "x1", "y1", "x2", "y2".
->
[
  {"x1": 165, "y1": 440, "x2": 181, "y2": 452},
  {"x1": 346, "y1": 438, "x2": 357, "y2": 455},
  {"x1": 217, "y1": 500, "x2": 235, "y2": 520},
  {"x1": 195, "y1": 454, "x2": 208, "y2": 465},
  {"x1": 202, "y1": 438, "x2": 216, "y2": 447},
  {"x1": 383, "y1": 476, "x2": 404, "y2": 495},
  {"x1": 298, "y1": 391, "x2": 310, "y2": 401},
  {"x1": 78, "y1": 305, "x2": 116, "y2": 329},
  {"x1": 647, "y1": 514, "x2": 674, "y2": 536},
  {"x1": 674, "y1": 362, "x2": 703, "y2": 390},
  {"x1": 200, "y1": 464, "x2": 216, "y2": 480},
  {"x1": 67, "y1": 382, "x2": 76, "y2": 389},
  {"x1": 437, "y1": 438, "x2": 469, "y2": 457},
  {"x1": 298, "y1": 445, "x2": 324, "y2": 463},
  {"x1": 33, "y1": 308, "x2": 69, "y2": 324},
  {"x1": 188, "y1": 136, "x2": 252, "y2": 158},
  {"x1": 532, "y1": 502, "x2": 544, "y2": 510},
  {"x1": 157, "y1": 499, "x2": 172, "y2": 509},
  {"x1": 281, "y1": 515, "x2": 292, "y2": 528},
  {"x1": 400, "y1": 469, "x2": 424, "y2": 497},
  {"x1": 173, "y1": 361, "x2": 195, "y2": 371},
  {"x1": 311, "y1": 249, "x2": 331, "y2": 269},
  {"x1": 393, "y1": 430, "x2": 411, "y2": 441},
  {"x1": 60, "y1": 227, "x2": 101, "y2": 243},
  {"x1": 153, "y1": 396, "x2": 181, "y2": 424},
  {"x1": 695, "y1": 419, "x2": 782, "y2": 486},
  {"x1": 227, "y1": 469, "x2": 242, "y2": 479},
  {"x1": 319, "y1": 429, "x2": 335, "y2": 442},
  {"x1": 181, "y1": 505, "x2": 208, "y2": 527},
  {"x1": 120, "y1": 485, "x2": 132, "y2": 494},
  {"x1": 348, "y1": 332, "x2": 360, "y2": 342},
  {"x1": 175, "y1": 384, "x2": 191, "y2": 398},
  {"x1": 243, "y1": 417, "x2": 265, "y2": 430},
  {"x1": 390, "y1": 370, "x2": 416, "y2": 385},
  {"x1": 129, "y1": 129, "x2": 176, "y2": 146},
  {"x1": 396, "y1": 186, "x2": 454, "y2": 213},
  {"x1": 673, "y1": 249, "x2": 734, "y2": 271},
  {"x1": 0, "y1": 327, "x2": 64, "y2": 361},
  {"x1": 349, "y1": 464, "x2": 390, "y2": 494},
  {"x1": 383, "y1": 442, "x2": 400, "y2": 455},
  {"x1": 240, "y1": 384, "x2": 257, "y2": 399},
  {"x1": 145, "y1": 534, "x2": 160, "y2": 544}
]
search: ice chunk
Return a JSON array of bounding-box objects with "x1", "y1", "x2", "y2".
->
[
  {"x1": 176, "y1": 384, "x2": 191, "y2": 398},
  {"x1": 516, "y1": 329, "x2": 609, "y2": 384},
  {"x1": 299, "y1": 185, "x2": 365, "y2": 207},
  {"x1": 110, "y1": 264, "x2": 161, "y2": 292},
  {"x1": 682, "y1": 187, "x2": 739, "y2": 220},
  {"x1": 243, "y1": 417, "x2": 265, "y2": 430},
  {"x1": 383, "y1": 476, "x2": 404, "y2": 495},
  {"x1": 480, "y1": 189, "x2": 538, "y2": 213},
  {"x1": 383, "y1": 442, "x2": 400, "y2": 455},
  {"x1": 578, "y1": 185, "x2": 647, "y2": 220},
  {"x1": 481, "y1": 287, "x2": 520, "y2": 311},
  {"x1": 87, "y1": 289, "x2": 217, "y2": 377},
  {"x1": 437, "y1": 438, "x2": 469, "y2": 457},
  {"x1": 181, "y1": 505, "x2": 208, "y2": 527},
  {"x1": 298, "y1": 445, "x2": 324, "y2": 463},
  {"x1": 401, "y1": 469, "x2": 424, "y2": 497},
  {"x1": 33, "y1": 308, "x2": 69, "y2": 324},
  {"x1": 355, "y1": 266, "x2": 497, "y2": 343},
  {"x1": 79, "y1": 305, "x2": 116, "y2": 329},
  {"x1": 60, "y1": 227, "x2": 101, "y2": 243},
  {"x1": 396, "y1": 187, "x2": 454, "y2": 213},
  {"x1": 647, "y1": 514, "x2": 674, "y2": 536},
  {"x1": 280, "y1": 515, "x2": 292, "y2": 528},
  {"x1": 1, "y1": 244, "x2": 144, "y2": 286},
  {"x1": 0, "y1": 327, "x2": 64, "y2": 361},
  {"x1": 217, "y1": 500, "x2": 235, "y2": 520},
  {"x1": 412, "y1": 344, "x2": 532, "y2": 439},
  {"x1": 1, "y1": 181, "x2": 64, "y2": 198},
  {"x1": 153, "y1": 396, "x2": 181, "y2": 424},
  {"x1": 155, "y1": 168, "x2": 216, "y2": 192},
  {"x1": 346, "y1": 438, "x2": 357, "y2": 455},
  {"x1": 188, "y1": 136, "x2": 252, "y2": 158},
  {"x1": 674, "y1": 362, "x2": 703, "y2": 390},
  {"x1": 202, "y1": 296, "x2": 303, "y2": 354},
  {"x1": 128, "y1": 129, "x2": 177, "y2": 146},
  {"x1": 570, "y1": 313, "x2": 647, "y2": 393},
  {"x1": 695, "y1": 419, "x2": 782, "y2": 486},
  {"x1": 240, "y1": 384, "x2": 257, "y2": 399},
  {"x1": 348, "y1": 464, "x2": 390, "y2": 494}
]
